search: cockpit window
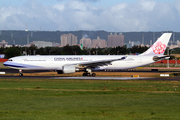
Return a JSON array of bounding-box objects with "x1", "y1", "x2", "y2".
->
[{"x1": 8, "y1": 59, "x2": 13, "y2": 61}]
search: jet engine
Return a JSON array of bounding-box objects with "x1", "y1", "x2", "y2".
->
[{"x1": 57, "y1": 65, "x2": 79, "y2": 74}]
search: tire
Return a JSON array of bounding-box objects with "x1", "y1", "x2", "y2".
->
[
  {"x1": 92, "y1": 73, "x2": 96, "y2": 77},
  {"x1": 83, "y1": 73, "x2": 87, "y2": 76},
  {"x1": 19, "y1": 73, "x2": 23, "y2": 76}
]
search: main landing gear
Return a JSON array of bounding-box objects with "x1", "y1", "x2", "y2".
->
[
  {"x1": 19, "y1": 70, "x2": 23, "y2": 76},
  {"x1": 82, "y1": 68, "x2": 96, "y2": 77},
  {"x1": 82, "y1": 72, "x2": 96, "y2": 77}
]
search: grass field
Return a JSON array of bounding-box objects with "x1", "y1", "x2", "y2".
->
[
  {"x1": 0, "y1": 78, "x2": 180, "y2": 120},
  {"x1": 0, "y1": 62, "x2": 8, "y2": 69}
]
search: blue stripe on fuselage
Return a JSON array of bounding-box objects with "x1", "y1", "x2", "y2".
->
[
  {"x1": 3, "y1": 63, "x2": 26, "y2": 68},
  {"x1": 3, "y1": 61, "x2": 44, "y2": 69}
]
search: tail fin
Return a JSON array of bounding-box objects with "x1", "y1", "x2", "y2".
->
[{"x1": 140, "y1": 33, "x2": 172, "y2": 56}]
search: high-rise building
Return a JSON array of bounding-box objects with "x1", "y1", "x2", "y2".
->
[
  {"x1": 61, "y1": 34, "x2": 67, "y2": 46},
  {"x1": 92, "y1": 36, "x2": 107, "y2": 48},
  {"x1": 61, "y1": 33, "x2": 77, "y2": 46},
  {"x1": 107, "y1": 33, "x2": 124, "y2": 47},
  {"x1": 67, "y1": 34, "x2": 72, "y2": 45},
  {"x1": 80, "y1": 38, "x2": 91, "y2": 48},
  {"x1": 71, "y1": 34, "x2": 77, "y2": 45},
  {"x1": 177, "y1": 40, "x2": 180, "y2": 47}
]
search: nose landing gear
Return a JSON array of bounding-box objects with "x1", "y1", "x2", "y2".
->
[{"x1": 19, "y1": 70, "x2": 23, "y2": 76}]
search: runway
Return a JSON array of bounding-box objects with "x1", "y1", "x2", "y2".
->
[
  {"x1": 0, "y1": 75, "x2": 150, "y2": 80},
  {"x1": 0, "y1": 75, "x2": 180, "y2": 81},
  {"x1": 0, "y1": 68, "x2": 180, "y2": 80},
  {"x1": 52, "y1": 76, "x2": 151, "y2": 80},
  {"x1": 0, "y1": 68, "x2": 180, "y2": 73}
]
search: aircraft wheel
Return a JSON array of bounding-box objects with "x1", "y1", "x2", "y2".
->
[
  {"x1": 92, "y1": 73, "x2": 96, "y2": 77},
  {"x1": 83, "y1": 73, "x2": 87, "y2": 76},
  {"x1": 19, "y1": 73, "x2": 23, "y2": 76}
]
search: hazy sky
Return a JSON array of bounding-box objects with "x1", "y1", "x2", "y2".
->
[{"x1": 0, "y1": 0, "x2": 179, "y2": 32}]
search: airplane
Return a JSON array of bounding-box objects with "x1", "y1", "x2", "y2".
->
[{"x1": 3, "y1": 33, "x2": 172, "y2": 77}]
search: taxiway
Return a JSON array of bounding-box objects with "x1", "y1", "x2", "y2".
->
[{"x1": 0, "y1": 75, "x2": 180, "y2": 81}]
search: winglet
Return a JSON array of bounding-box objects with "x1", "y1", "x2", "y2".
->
[{"x1": 140, "y1": 33, "x2": 172, "y2": 56}]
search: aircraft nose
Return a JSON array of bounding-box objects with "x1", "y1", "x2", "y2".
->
[
  {"x1": 3, "y1": 61, "x2": 7, "y2": 66},
  {"x1": 3, "y1": 61, "x2": 9, "y2": 67}
]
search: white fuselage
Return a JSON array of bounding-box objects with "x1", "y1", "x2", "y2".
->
[{"x1": 3, "y1": 55, "x2": 155, "y2": 71}]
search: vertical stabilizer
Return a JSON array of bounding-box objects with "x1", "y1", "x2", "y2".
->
[{"x1": 140, "y1": 33, "x2": 172, "y2": 56}]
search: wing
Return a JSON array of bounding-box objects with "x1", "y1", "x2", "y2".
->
[{"x1": 75, "y1": 56, "x2": 126, "y2": 68}]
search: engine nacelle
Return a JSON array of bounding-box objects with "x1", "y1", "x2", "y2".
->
[
  {"x1": 57, "y1": 65, "x2": 79, "y2": 74},
  {"x1": 63, "y1": 65, "x2": 76, "y2": 74}
]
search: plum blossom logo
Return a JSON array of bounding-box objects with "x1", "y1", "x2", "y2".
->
[{"x1": 151, "y1": 41, "x2": 166, "y2": 54}]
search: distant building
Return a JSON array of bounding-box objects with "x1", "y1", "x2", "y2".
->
[
  {"x1": 61, "y1": 34, "x2": 67, "y2": 46},
  {"x1": 125, "y1": 43, "x2": 131, "y2": 48},
  {"x1": 31, "y1": 41, "x2": 53, "y2": 48},
  {"x1": 92, "y1": 36, "x2": 107, "y2": 48},
  {"x1": 169, "y1": 45, "x2": 178, "y2": 49},
  {"x1": 125, "y1": 41, "x2": 141, "y2": 48},
  {"x1": 108, "y1": 33, "x2": 124, "y2": 47},
  {"x1": 177, "y1": 40, "x2": 180, "y2": 47},
  {"x1": 134, "y1": 41, "x2": 141, "y2": 46},
  {"x1": 168, "y1": 40, "x2": 179, "y2": 49},
  {"x1": 0, "y1": 40, "x2": 8, "y2": 48},
  {"x1": 52, "y1": 42, "x2": 60, "y2": 47},
  {"x1": 61, "y1": 33, "x2": 77, "y2": 46},
  {"x1": 150, "y1": 40, "x2": 152, "y2": 46},
  {"x1": 80, "y1": 38, "x2": 92, "y2": 48}
]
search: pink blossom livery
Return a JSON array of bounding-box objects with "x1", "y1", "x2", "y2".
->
[{"x1": 151, "y1": 41, "x2": 166, "y2": 54}]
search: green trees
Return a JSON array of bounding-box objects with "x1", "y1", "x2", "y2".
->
[
  {"x1": 3, "y1": 45, "x2": 150, "y2": 59},
  {"x1": 4, "y1": 47, "x2": 21, "y2": 58},
  {"x1": 130, "y1": 45, "x2": 148, "y2": 54},
  {"x1": 0, "y1": 47, "x2": 6, "y2": 54}
]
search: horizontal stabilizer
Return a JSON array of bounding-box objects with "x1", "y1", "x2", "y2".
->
[{"x1": 153, "y1": 55, "x2": 171, "y2": 61}]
